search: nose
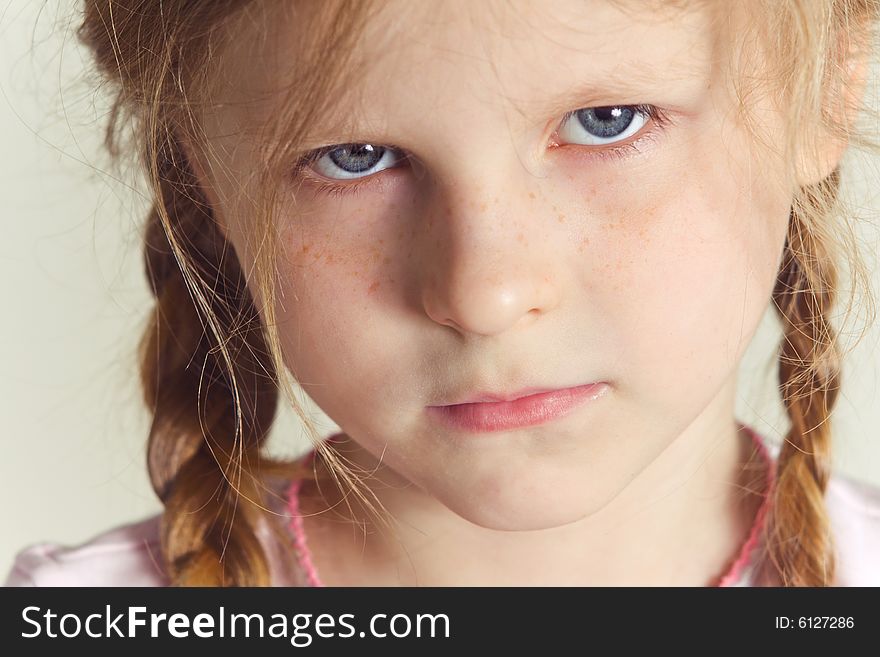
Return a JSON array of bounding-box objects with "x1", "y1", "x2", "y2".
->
[{"x1": 419, "y1": 184, "x2": 562, "y2": 337}]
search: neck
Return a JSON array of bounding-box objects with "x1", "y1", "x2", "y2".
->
[{"x1": 294, "y1": 383, "x2": 769, "y2": 586}]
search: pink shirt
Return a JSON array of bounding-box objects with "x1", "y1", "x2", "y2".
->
[{"x1": 5, "y1": 425, "x2": 880, "y2": 586}]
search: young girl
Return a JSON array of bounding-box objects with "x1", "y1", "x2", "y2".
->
[{"x1": 5, "y1": 0, "x2": 880, "y2": 587}]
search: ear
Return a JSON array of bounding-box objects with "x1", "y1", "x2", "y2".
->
[{"x1": 795, "y1": 20, "x2": 874, "y2": 187}]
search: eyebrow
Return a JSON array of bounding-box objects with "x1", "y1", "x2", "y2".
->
[
  {"x1": 293, "y1": 45, "x2": 709, "y2": 151},
  {"x1": 520, "y1": 56, "x2": 708, "y2": 120}
]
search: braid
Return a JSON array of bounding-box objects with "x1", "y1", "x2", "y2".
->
[
  {"x1": 139, "y1": 135, "x2": 284, "y2": 586},
  {"x1": 763, "y1": 169, "x2": 843, "y2": 586}
]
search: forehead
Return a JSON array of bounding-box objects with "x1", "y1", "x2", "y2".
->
[
  {"x1": 209, "y1": 0, "x2": 734, "y2": 142},
  {"x1": 376, "y1": 2, "x2": 717, "y2": 103}
]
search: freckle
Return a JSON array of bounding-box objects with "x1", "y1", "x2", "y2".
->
[
  {"x1": 528, "y1": 192, "x2": 535, "y2": 199},
  {"x1": 479, "y1": 202, "x2": 487, "y2": 213},
  {"x1": 383, "y1": 256, "x2": 391, "y2": 265},
  {"x1": 301, "y1": 244, "x2": 310, "y2": 254},
  {"x1": 368, "y1": 281, "x2": 380, "y2": 294},
  {"x1": 557, "y1": 213, "x2": 566, "y2": 223},
  {"x1": 517, "y1": 232, "x2": 525, "y2": 243}
]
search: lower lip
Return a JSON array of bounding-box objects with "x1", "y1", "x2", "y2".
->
[{"x1": 427, "y1": 383, "x2": 609, "y2": 433}]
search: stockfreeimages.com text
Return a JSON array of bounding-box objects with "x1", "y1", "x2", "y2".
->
[{"x1": 21, "y1": 605, "x2": 451, "y2": 646}]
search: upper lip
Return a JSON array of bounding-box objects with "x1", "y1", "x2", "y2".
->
[{"x1": 436, "y1": 385, "x2": 593, "y2": 406}]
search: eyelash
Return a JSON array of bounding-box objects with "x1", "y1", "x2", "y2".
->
[{"x1": 294, "y1": 103, "x2": 673, "y2": 199}]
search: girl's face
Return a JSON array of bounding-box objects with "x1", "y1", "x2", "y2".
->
[{"x1": 195, "y1": 0, "x2": 801, "y2": 530}]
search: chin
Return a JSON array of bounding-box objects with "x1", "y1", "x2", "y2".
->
[{"x1": 438, "y1": 486, "x2": 604, "y2": 532}]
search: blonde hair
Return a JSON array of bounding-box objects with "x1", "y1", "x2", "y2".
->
[{"x1": 77, "y1": 0, "x2": 880, "y2": 586}]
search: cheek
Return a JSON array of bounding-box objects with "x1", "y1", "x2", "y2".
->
[
  {"x1": 268, "y1": 207, "x2": 409, "y2": 418},
  {"x1": 278, "y1": 195, "x2": 412, "y2": 302},
  {"x1": 586, "y1": 129, "x2": 789, "y2": 394}
]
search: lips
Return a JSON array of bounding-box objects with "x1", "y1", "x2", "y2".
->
[
  {"x1": 450, "y1": 386, "x2": 573, "y2": 404},
  {"x1": 427, "y1": 382, "x2": 609, "y2": 433}
]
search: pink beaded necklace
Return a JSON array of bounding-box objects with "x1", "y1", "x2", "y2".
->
[{"x1": 285, "y1": 423, "x2": 776, "y2": 587}]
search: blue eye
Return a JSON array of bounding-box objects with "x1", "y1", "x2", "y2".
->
[
  {"x1": 556, "y1": 105, "x2": 649, "y2": 145},
  {"x1": 305, "y1": 143, "x2": 407, "y2": 181}
]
